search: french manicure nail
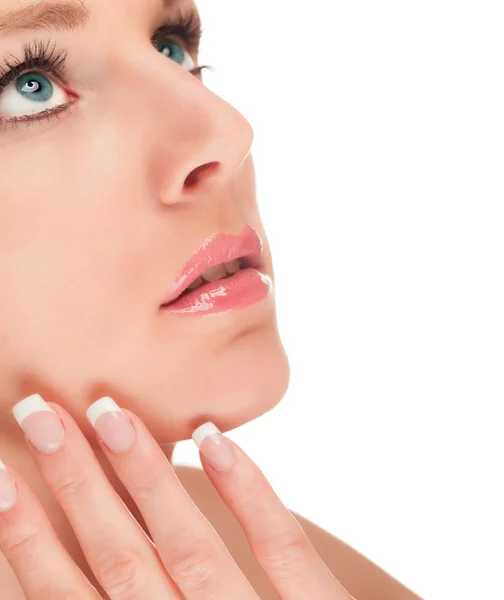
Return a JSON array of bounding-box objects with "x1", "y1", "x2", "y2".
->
[
  {"x1": 12, "y1": 394, "x2": 64, "y2": 455},
  {"x1": 86, "y1": 397, "x2": 136, "y2": 454},
  {"x1": 192, "y1": 422, "x2": 237, "y2": 471},
  {"x1": 0, "y1": 459, "x2": 17, "y2": 512}
]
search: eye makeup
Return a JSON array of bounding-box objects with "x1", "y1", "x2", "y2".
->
[
  {"x1": 0, "y1": 10, "x2": 213, "y2": 131},
  {"x1": 0, "y1": 38, "x2": 76, "y2": 130},
  {"x1": 0, "y1": 38, "x2": 69, "y2": 91},
  {"x1": 151, "y1": 10, "x2": 204, "y2": 57}
]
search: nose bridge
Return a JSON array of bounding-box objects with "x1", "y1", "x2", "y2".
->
[{"x1": 133, "y1": 54, "x2": 255, "y2": 204}]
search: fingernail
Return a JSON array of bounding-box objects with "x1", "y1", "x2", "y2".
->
[
  {"x1": 0, "y1": 460, "x2": 17, "y2": 512},
  {"x1": 12, "y1": 394, "x2": 64, "y2": 455},
  {"x1": 192, "y1": 422, "x2": 237, "y2": 471},
  {"x1": 86, "y1": 397, "x2": 136, "y2": 454}
]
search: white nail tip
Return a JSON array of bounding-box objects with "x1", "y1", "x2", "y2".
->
[
  {"x1": 86, "y1": 397, "x2": 122, "y2": 428},
  {"x1": 192, "y1": 422, "x2": 221, "y2": 449},
  {"x1": 0, "y1": 459, "x2": 6, "y2": 471},
  {"x1": 12, "y1": 394, "x2": 54, "y2": 426}
]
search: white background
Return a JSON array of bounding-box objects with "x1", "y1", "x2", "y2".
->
[{"x1": 173, "y1": 2, "x2": 504, "y2": 598}]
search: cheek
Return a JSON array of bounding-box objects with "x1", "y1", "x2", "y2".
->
[
  {"x1": 0, "y1": 151, "x2": 153, "y2": 380},
  {"x1": 0, "y1": 136, "x2": 285, "y2": 431}
]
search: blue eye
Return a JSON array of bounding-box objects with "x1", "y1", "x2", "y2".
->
[
  {"x1": 0, "y1": 69, "x2": 68, "y2": 120},
  {"x1": 15, "y1": 72, "x2": 53, "y2": 102},
  {"x1": 156, "y1": 40, "x2": 182, "y2": 63},
  {"x1": 154, "y1": 39, "x2": 196, "y2": 71}
]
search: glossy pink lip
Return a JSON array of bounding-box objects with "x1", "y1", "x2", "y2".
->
[{"x1": 160, "y1": 225, "x2": 265, "y2": 307}]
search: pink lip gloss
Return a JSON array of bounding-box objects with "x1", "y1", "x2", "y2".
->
[
  {"x1": 160, "y1": 225, "x2": 272, "y2": 317},
  {"x1": 161, "y1": 268, "x2": 272, "y2": 316}
]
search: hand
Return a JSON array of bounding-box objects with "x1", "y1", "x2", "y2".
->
[{"x1": 0, "y1": 395, "x2": 354, "y2": 599}]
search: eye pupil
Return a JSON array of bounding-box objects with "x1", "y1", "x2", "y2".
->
[
  {"x1": 15, "y1": 72, "x2": 53, "y2": 102},
  {"x1": 23, "y1": 81, "x2": 40, "y2": 92},
  {"x1": 156, "y1": 40, "x2": 185, "y2": 64}
]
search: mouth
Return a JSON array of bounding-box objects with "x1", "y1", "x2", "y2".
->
[
  {"x1": 160, "y1": 225, "x2": 266, "y2": 309},
  {"x1": 176, "y1": 256, "x2": 254, "y2": 297}
]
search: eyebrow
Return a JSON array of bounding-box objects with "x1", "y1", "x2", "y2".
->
[
  {"x1": 0, "y1": 0, "x2": 177, "y2": 35},
  {"x1": 0, "y1": 0, "x2": 90, "y2": 33}
]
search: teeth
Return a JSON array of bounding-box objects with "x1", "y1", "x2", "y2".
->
[
  {"x1": 225, "y1": 259, "x2": 240, "y2": 274},
  {"x1": 200, "y1": 263, "x2": 228, "y2": 282},
  {"x1": 187, "y1": 259, "x2": 243, "y2": 292},
  {"x1": 187, "y1": 276, "x2": 204, "y2": 290}
]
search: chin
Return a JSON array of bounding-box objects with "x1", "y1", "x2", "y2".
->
[
  {"x1": 188, "y1": 326, "x2": 291, "y2": 437},
  {"x1": 48, "y1": 296, "x2": 290, "y2": 446},
  {"x1": 132, "y1": 320, "x2": 291, "y2": 445}
]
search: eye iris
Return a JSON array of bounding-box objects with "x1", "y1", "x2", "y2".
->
[
  {"x1": 156, "y1": 40, "x2": 185, "y2": 64},
  {"x1": 15, "y1": 72, "x2": 53, "y2": 102}
]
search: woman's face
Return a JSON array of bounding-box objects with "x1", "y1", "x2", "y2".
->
[{"x1": 0, "y1": 0, "x2": 289, "y2": 444}]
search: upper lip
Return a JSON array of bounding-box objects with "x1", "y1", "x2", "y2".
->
[{"x1": 160, "y1": 225, "x2": 264, "y2": 306}]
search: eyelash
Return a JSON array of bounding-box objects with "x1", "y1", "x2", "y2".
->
[{"x1": 0, "y1": 11, "x2": 213, "y2": 131}]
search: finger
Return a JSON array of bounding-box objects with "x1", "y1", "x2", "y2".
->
[
  {"x1": 0, "y1": 460, "x2": 102, "y2": 600},
  {"x1": 11, "y1": 394, "x2": 182, "y2": 600},
  {"x1": 87, "y1": 397, "x2": 260, "y2": 600},
  {"x1": 193, "y1": 424, "x2": 354, "y2": 600}
]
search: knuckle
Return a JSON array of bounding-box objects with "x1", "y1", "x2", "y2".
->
[
  {"x1": 122, "y1": 457, "x2": 166, "y2": 500},
  {"x1": 260, "y1": 530, "x2": 311, "y2": 571},
  {"x1": 168, "y1": 539, "x2": 217, "y2": 592},
  {"x1": 3, "y1": 527, "x2": 39, "y2": 557},
  {"x1": 3, "y1": 531, "x2": 83, "y2": 600},
  {"x1": 52, "y1": 471, "x2": 89, "y2": 500},
  {"x1": 95, "y1": 546, "x2": 148, "y2": 599},
  {"x1": 133, "y1": 467, "x2": 163, "y2": 499}
]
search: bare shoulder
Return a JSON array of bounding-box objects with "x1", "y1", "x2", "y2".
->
[{"x1": 174, "y1": 465, "x2": 423, "y2": 600}]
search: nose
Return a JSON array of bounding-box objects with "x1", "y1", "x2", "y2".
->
[{"x1": 145, "y1": 64, "x2": 255, "y2": 206}]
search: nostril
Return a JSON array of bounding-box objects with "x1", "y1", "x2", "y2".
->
[{"x1": 184, "y1": 161, "x2": 219, "y2": 188}]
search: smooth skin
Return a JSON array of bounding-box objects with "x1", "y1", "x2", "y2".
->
[
  {"x1": 0, "y1": 0, "x2": 422, "y2": 598},
  {"x1": 0, "y1": 401, "x2": 354, "y2": 600}
]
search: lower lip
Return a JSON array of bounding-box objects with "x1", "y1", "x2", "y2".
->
[{"x1": 160, "y1": 268, "x2": 272, "y2": 316}]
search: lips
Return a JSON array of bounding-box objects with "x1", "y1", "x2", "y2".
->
[{"x1": 160, "y1": 225, "x2": 265, "y2": 307}]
